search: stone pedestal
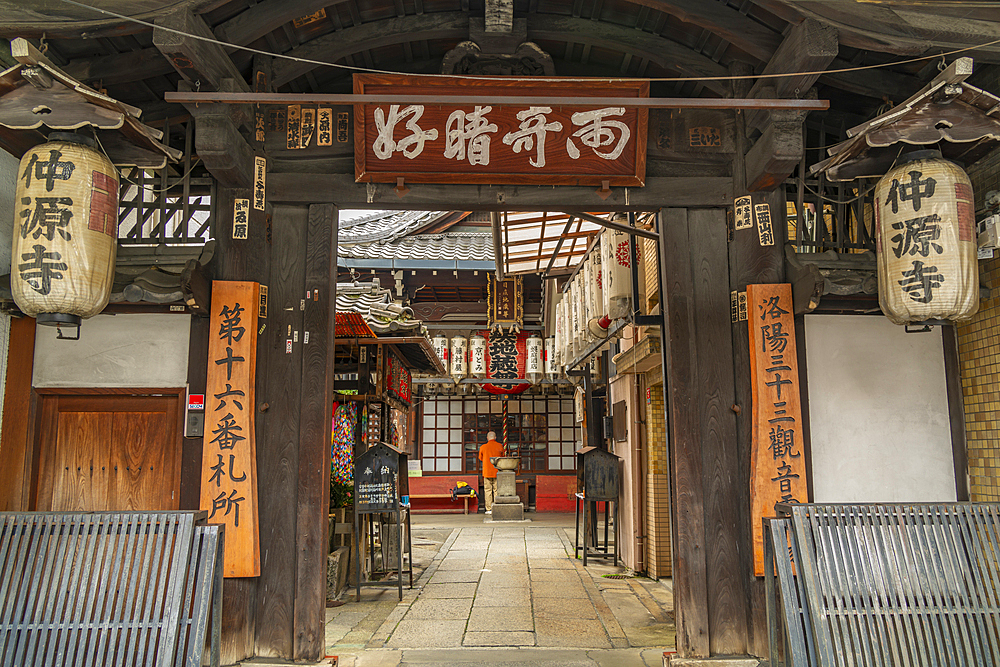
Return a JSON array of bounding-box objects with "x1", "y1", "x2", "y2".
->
[{"x1": 491, "y1": 470, "x2": 525, "y2": 521}]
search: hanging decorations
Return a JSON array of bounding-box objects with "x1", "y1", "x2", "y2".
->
[
  {"x1": 450, "y1": 334, "x2": 468, "y2": 382},
  {"x1": 432, "y1": 332, "x2": 449, "y2": 367},
  {"x1": 469, "y1": 333, "x2": 488, "y2": 378},
  {"x1": 601, "y1": 225, "x2": 634, "y2": 321},
  {"x1": 331, "y1": 401, "x2": 358, "y2": 484},
  {"x1": 487, "y1": 274, "x2": 524, "y2": 333},
  {"x1": 545, "y1": 336, "x2": 558, "y2": 380},
  {"x1": 526, "y1": 333, "x2": 544, "y2": 383},
  {"x1": 875, "y1": 151, "x2": 978, "y2": 324},
  {"x1": 481, "y1": 329, "x2": 531, "y2": 395},
  {"x1": 12, "y1": 133, "x2": 118, "y2": 333}
]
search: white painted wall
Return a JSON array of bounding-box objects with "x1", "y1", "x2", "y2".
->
[
  {"x1": 33, "y1": 313, "x2": 190, "y2": 388},
  {"x1": 610, "y1": 374, "x2": 638, "y2": 571},
  {"x1": 805, "y1": 314, "x2": 956, "y2": 503}
]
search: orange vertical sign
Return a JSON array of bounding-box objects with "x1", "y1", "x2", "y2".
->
[
  {"x1": 202, "y1": 281, "x2": 260, "y2": 577},
  {"x1": 748, "y1": 283, "x2": 807, "y2": 576}
]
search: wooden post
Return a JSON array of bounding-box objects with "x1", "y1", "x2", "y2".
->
[
  {"x1": 213, "y1": 184, "x2": 271, "y2": 664},
  {"x1": 293, "y1": 204, "x2": 338, "y2": 660},
  {"x1": 660, "y1": 207, "x2": 710, "y2": 657},
  {"x1": 255, "y1": 204, "x2": 307, "y2": 658}
]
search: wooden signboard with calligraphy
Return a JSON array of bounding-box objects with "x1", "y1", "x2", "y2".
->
[
  {"x1": 748, "y1": 283, "x2": 807, "y2": 577},
  {"x1": 202, "y1": 281, "x2": 260, "y2": 578},
  {"x1": 354, "y1": 73, "x2": 648, "y2": 186},
  {"x1": 487, "y1": 275, "x2": 523, "y2": 333}
]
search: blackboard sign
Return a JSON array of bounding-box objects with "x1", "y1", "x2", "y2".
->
[{"x1": 354, "y1": 442, "x2": 404, "y2": 512}]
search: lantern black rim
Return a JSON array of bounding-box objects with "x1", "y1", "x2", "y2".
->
[
  {"x1": 46, "y1": 132, "x2": 96, "y2": 148},
  {"x1": 899, "y1": 149, "x2": 943, "y2": 163},
  {"x1": 36, "y1": 313, "x2": 82, "y2": 327}
]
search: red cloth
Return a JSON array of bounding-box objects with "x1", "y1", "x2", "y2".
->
[{"x1": 478, "y1": 439, "x2": 505, "y2": 478}]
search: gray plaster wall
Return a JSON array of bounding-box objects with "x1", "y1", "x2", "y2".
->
[
  {"x1": 805, "y1": 314, "x2": 957, "y2": 503},
  {"x1": 33, "y1": 313, "x2": 190, "y2": 388},
  {"x1": 0, "y1": 149, "x2": 17, "y2": 273}
]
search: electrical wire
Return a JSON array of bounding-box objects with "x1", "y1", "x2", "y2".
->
[{"x1": 53, "y1": 0, "x2": 1000, "y2": 86}]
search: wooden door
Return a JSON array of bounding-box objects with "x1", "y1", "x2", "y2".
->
[{"x1": 36, "y1": 392, "x2": 183, "y2": 511}]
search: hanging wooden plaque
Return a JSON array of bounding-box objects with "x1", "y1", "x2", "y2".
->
[
  {"x1": 487, "y1": 275, "x2": 523, "y2": 333},
  {"x1": 354, "y1": 73, "x2": 648, "y2": 186},
  {"x1": 748, "y1": 282, "x2": 807, "y2": 577},
  {"x1": 202, "y1": 281, "x2": 260, "y2": 578}
]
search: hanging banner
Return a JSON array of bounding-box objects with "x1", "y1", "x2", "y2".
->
[
  {"x1": 354, "y1": 73, "x2": 648, "y2": 186},
  {"x1": 487, "y1": 274, "x2": 523, "y2": 333},
  {"x1": 202, "y1": 281, "x2": 260, "y2": 578},
  {"x1": 748, "y1": 283, "x2": 806, "y2": 577},
  {"x1": 480, "y1": 329, "x2": 531, "y2": 394}
]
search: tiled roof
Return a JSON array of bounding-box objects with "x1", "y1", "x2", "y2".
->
[
  {"x1": 338, "y1": 210, "x2": 444, "y2": 245},
  {"x1": 335, "y1": 280, "x2": 424, "y2": 335},
  {"x1": 338, "y1": 231, "x2": 494, "y2": 263}
]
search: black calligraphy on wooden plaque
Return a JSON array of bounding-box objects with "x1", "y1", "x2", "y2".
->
[
  {"x1": 487, "y1": 275, "x2": 523, "y2": 333},
  {"x1": 354, "y1": 74, "x2": 648, "y2": 186}
]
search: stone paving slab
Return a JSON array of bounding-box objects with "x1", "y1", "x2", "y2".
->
[
  {"x1": 527, "y1": 557, "x2": 576, "y2": 569},
  {"x1": 417, "y1": 582, "x2": 478, "y2": 598},
  {"x1": 532, "y1": 580, "x2": 586, "y2": 598},
  {"x1": 462, "y1": 631, "x2": 537, "y2": 647},
  {"x1": 533, "y1": 596, "x2": 597, "y2": 620},
  {"x1": 436, "y1": 560, "x2": 486, "y2": 571},
  {"x1": 473, "y1": 588, "x2": 532, "y2": 608},
  {"x1": 386, "y1": 619, "x2": 467, "y2": 648},
  {"x1": 428, "y1": 570, "x2": 482, "y2": 584},
  {"x1": 535, "y1": 618, "x2": 612, "y2": 648},
  {"x1": 406, "y1": 597, "x2": 474, "y2": 620},
  {"x1": 479, "y1": 571, "x2": 529, "y2": 588},
  {"x1": 468, "y1": 606, "x2": 534, "y2": 632},
  {"x1": 529, "y1": 569, "x2": 584, "y2": 582}
]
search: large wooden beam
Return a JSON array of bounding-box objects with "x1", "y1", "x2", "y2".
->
[
  {"x1": 64, "y1": 47, "x2": 175, "y2": 85},
  {"x1": 153, "y1": 7, "x2": 250, "y2": 92},
  {"x1": 745, "y1": 18, "x2": 837, "y2": 133},
  {"x1": 189, "y1": 103, "x2": 256, "y2": 188},
  {"x1": 628, "y1": 0, "x2": 782, "y2": 63},
  {"x1": 273, "y1": 12, "x2": 471, "y2": 86},
  {"x1": 266, "y1": 173, "x2": 733, "y2": 209},
  {"x1": 273, "y1": 12, "x2": 730, "y2": 95},
  {"x1": 215, "y1": 0, "x2": 335, "y2": 48},
  {"x1": 745, "y1": 108, "x2": 803, "y2": 192}
]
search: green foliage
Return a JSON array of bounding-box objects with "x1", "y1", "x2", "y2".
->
[{"x1": 330, "y1": 477, "x2": 353, "y2": 509}]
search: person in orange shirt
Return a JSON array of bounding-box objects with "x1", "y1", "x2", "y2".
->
[{"x1": 478, "y1": 431, "x2": 505, "y2": 514}]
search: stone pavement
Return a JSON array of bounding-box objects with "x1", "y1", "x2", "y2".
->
[{"x1": 322, "y1": 513, "x2": 675, "y2": 667}]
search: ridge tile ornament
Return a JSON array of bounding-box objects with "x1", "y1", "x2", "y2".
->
[
  {"x1": 354, "y1": 74, "x2": 647, "y2": 186},
  {"x1": 875, "y1": 152, "x2": 978, "y2": 324}
]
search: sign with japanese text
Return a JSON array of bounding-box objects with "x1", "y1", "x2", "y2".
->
[
  {"x1": 384, "y1": 347, "x2": 412, "y2": 405},
  {"x1": 748, "y1": 283, "x2": 806, "y2": 577},
  {"x1": 487, "y1": 275, "x2": 523, "y2": 333},
  {"x1": 354, "y1": 74, "x2": 648, "y2": 186},
  {"x1": 232, "y1": 198, "x2": 249, "y2": 239},
  {"x1": 253, "y1": 156, "x2": 266, "y2": 210},
  {"x1": 202, "y1": 281, "x2": 260, "y2": 578}
]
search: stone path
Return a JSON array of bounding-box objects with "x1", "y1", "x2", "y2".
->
[{"x1": 321, "y1": 515, "x2": 675, "y2": 665}]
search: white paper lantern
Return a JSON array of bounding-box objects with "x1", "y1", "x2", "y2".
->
[
  {"x1": 554, "y1": 295, "x2": 566, "y2": 367},
  {"x1": 587, "y1": 249, "x2": 610, "y2": 336},
  {"x1": 601, "y1": 225, "x2": 633, "y2": 321},
  {"x1": 469, "y1": 333, "x2": 487, "y2": 378},
  {"x1": 449, "y1": 335, "x2": 467, "y2": 381},
  {"x1": 12, "y1": 133, "x2": 118, "y2": 329},
  {"x1": 432, "y1": 332, "x2": 449, "y2": 370},
  {"x1": 875, "y1": 151, "x2": 978, "y2": 324},
  {"x1": 544, "y1": 336, "x2": 557, "y2": 378},
  {"x1": 526, "y1": 333, "x2": 543, "y2": 383}
]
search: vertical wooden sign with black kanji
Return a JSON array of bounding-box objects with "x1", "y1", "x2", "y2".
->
[
  {"x1": 748, "y1": 283, "x2": 807, "y2": 576},
  {"x1": 203, "y1": 280, "x2": 260, "y2": 577}
]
